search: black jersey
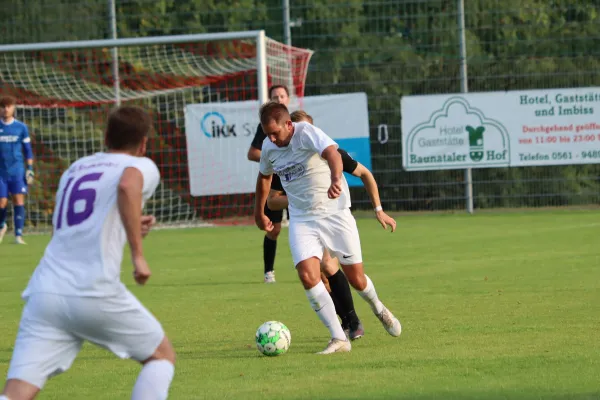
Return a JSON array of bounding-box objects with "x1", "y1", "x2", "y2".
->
[{"x1": 270, "y1": 148, "x2": 358, "y2": 193}]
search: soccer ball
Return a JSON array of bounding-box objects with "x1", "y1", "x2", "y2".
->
[{"x1": 255, "y1": 321, "x2": 291, "y2": 356}]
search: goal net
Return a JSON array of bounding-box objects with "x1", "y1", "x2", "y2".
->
[{"x1": 0, "y1": 31, "x2": 314, "y2": 232}]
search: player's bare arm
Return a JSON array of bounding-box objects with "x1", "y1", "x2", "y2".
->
[
  {"x1": 321, "y1": 145, "x2": 343, "y2": 199},
  {"x1": 352, "y1": 163, "x2": 397, "y2": 232},
  {"x1": 247, "y1": 147, "x2": 261, "y2": 162},
  {"x1": 141, "y1": 215, "x2": 157, "y2": 238},
  {"x1": 118, "y1": 167, "x2": 151, "y2": 285},
  {"x1": 267, "y1": 188, "x2": 287, "y2": 211},
  {"x1": 254, "y1": 172, "x2": 274, "y2": 232}
]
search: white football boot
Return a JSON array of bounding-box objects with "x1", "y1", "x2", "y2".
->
[
  {"x1": 376, "y1": 306, "x2": 402, "y2": 337},
  {"x1": 264, "y1": 271, "x2": 276, "y2": 284},
  {"x1": 317, "y1": 338, "x2": 351, "y2": 355}
]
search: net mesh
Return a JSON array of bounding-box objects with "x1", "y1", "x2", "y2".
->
[{"x1": 0, "y1": 36, "x2": 313, "y2": 232}]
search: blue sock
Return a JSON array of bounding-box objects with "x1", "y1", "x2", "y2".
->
[
  {"x1": 0, "y1": 207, "x2": 6, "y2": 228},
  {"x1": 14, "y1": 205, "x2": 25, "y2": 237}
]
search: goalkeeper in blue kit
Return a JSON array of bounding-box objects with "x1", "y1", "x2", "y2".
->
[{"x1": 0, "y1": 96, "x2": 34, "y2": 244}]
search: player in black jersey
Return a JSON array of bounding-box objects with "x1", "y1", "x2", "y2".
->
[
  {"x1": 267, "y1": 110, "x2": 397, "y2": 340},
  {"x1": 247, "y1": 85, "x2": 291, "y2": 283}
]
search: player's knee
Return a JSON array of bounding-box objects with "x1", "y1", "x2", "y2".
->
[
  {"x1": 297, "y1": 271, "x2": 320, "y2": 289},
  {"x1": 320, "y1": 258, "x2": 339, "y2": 277},
  {"x1": 2, "y1": 378, "x2": 40, "y2": 400},
  {"x1": 342, "y1": 264, "x2": 367, "y2": 291},
  {"x1": 145, "y1": 336, "x2": 176, "y2": 365},
  {"x1": 266, "y1": 223, "x2": 281, "y2": 240},
  {"x1": 11, "y1": 195, "x2": 25, "y2": 206},
  {"x1": 0, "y1": 198, "x2": 7, "y2": 208}
]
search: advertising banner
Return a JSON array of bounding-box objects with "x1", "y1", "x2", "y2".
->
[
  {"x1": 185, "y1": 93, "x2": 371, "y2": 196},
  {"x1": 402, "y1": 88, "x2": 600, "y2": 170}
]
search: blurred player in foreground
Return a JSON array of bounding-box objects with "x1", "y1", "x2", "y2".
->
[
  {"x1": 1, "y1": 106, "x2": 175, "y2": 400},
  {"x1": 247, "y1": 85, "x2": 291, "y2": 283},
  {"x1": 254, "y1": 102, "x2": 402, "y2": 354},
  {"x1": 267, "y1": 110, "x2": 397, "y2": 341},
  {"x1": 0, "y1": 95, "x2": 35, "y2": 245}
]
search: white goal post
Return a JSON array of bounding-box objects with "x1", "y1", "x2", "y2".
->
[
  {"x1": 0, "y1": 30, "x2": 271, "y2": 104},
  {"x1": 0, "y1": 31, "x2": 314, "y2": 231}
]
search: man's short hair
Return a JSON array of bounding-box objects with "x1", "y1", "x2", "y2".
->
[
  {"x1": 290, "y1": 110, "x2": 313, "y2": 124},
  {"x1": 0, "y1": 95, "x2": 17, "y2": 107},
  {"x1": 259, "y1": 101, "x2": 290, "y2": 126},
  {"x1": 268, "y1": 85, "x2": 289, "y2": 98},
  {"x1": 105, "y1": 105, "x2": 153, "y2": 151}
]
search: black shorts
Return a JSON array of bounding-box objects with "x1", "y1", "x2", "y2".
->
[{"x1": 264, "y1": 203, "x2": 283, "y2": 224}]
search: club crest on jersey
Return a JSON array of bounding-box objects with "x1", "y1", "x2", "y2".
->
[{"x1": 275, "y1": 163, "x2": 306, "y2": 182}]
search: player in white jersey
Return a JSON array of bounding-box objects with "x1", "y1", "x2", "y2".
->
[
  {"x1": 254, "y1": 102, "x2": 402, "y2": 354},
  {"x1": 1, "y1": 106, "x2": 176, "y2": 400}
]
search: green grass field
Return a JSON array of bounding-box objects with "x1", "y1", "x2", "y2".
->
[{"x1": 1, "y1": 211, "x2": 599, "y2": 399}]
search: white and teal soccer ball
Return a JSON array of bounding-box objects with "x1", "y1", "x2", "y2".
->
[{"x1": 255, "y1": 321, "x2": 291, "y2": 356}]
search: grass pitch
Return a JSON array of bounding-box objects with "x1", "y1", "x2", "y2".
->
[{"x1": 1, "y1": 210, "x2": 599, "y2": 399}]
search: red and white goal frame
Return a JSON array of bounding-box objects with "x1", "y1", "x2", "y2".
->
[{"x1": 0, "y1": 31, "x2": 314, "y2": 231}]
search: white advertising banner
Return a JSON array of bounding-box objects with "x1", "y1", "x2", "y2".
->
[
  {"x1": 185, "y1": 92, "x2": 371, "y2": 196},
  {"x1": 401, "y1": 87, "x2": 600, "y2": 171}
]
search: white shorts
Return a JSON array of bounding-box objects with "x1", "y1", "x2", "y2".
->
[
  {"x1": 289, "y1": 208, "x2": 363, "y2": 267},
  {"x1": 7, "y1": 290, "x2": 164, "y2": 389}
]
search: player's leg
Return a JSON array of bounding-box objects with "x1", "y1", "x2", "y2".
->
[
  {"x1": 67, "y1": 292, "x2": 175, "y2": 400},
  {"x1": 320, "y1": 252, "x2": 348, "y2": 325},
  {"x1": 263, "y1": 204, "x2": 283, "y2": 283},
  {"x1": 12, "y1": 194, "x2": 26, "y2": 244},
  {"x1": 322, "y1": 209, "x2": 401, "y2": 337},
  {"x1": 9, "y1": 176, "x2": 28, "y2": 244},
  {"x1": 321, "y1": 250, "x2": 364, "y2": 340},
  {"x1": 2, "y1": 379, "x2": 39, "y2": 400},
  {"x1": 0, "y1": 177, "x2": 8, "y2": 244},
  {"x1": 289, "y1": 220, "x2": 350, "y2": 354},
  {"x1": 131, "y1": 337, "x2": 176, "y2": 400},
  {"x1": 339, "y1": 262, "x2": 400, "y2": 336},
  {"x1": 320, "y1": 271, "x2": 332, "y2": 292},
  {"x1": 3, "y1": 294, "x2": 83, "y2": 400}
]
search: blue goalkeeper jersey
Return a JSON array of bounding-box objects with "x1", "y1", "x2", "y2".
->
[{"x1": 0, "y1": 119, "x2": 33, "y2": 179}]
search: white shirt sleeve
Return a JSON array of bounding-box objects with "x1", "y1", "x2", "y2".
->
[
  {"x1": 299, "y1": 122, "x2": 338, "y2": 156},
  {"x1": 129, "y1": 157, "x2": 161, "y2": 199},
  {"x1": 259, "y1": 144, "x2": 274, "y2": 176}
]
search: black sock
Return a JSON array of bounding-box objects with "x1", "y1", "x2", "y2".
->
[
  {"x1": 328, "y1": 287, "x2": 345, "y2": 322},
  {"x1": 328, "y1": 269, "x2": 359, "y2": 325},
  {"x1": 263, "y1": 236, "x2": 277, "y2": 273}
]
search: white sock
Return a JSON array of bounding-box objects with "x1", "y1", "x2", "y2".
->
[
  {"x1": 131, "y1": 360, "x2": 175, "y2": 400},
  {"x1": 306, "y1": 281, "x2": 347, "y2": 341},
  {"x1": 358, "y1": 275, "x2": 384, "y2": 314},
  {"x1": 0, "y1": 395, "x2": 10, "y2": 400}
]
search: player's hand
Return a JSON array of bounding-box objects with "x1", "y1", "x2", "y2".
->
[
  {"x1": 376, "y1": 210, "x2": 397, "y2": 232},
  {"x1": 132, "y1": 255, "x2": 152, "y2": 285},
  {"x1": 141, "y1": 215, "x2": 156, "y2": 238},
  {"x1": 255, "y1": 213, "x2": 274, "y2": 232},
  {"x1": 26, "y1": 168, "x2": 35, "y2": 185},
  {"x1": 328, "y1": 176, "x2": 343, "y2": 199}
]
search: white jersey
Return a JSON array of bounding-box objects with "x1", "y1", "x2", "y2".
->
[
  {"x1": 22, "y1": 152, "x2": 160, "y2": 298},
  {"x1": 259, "y1": 121, "x2": 351, "y2": 221}
]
